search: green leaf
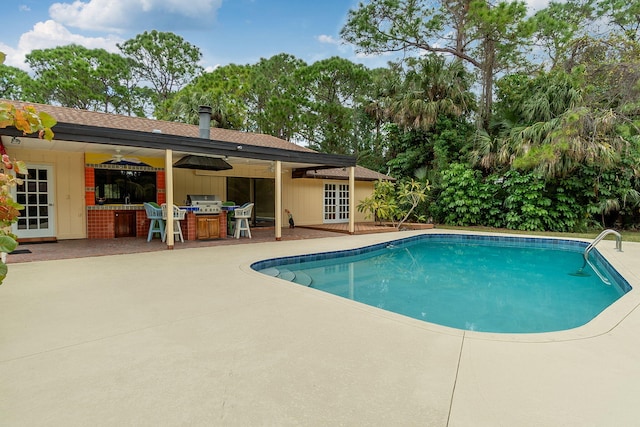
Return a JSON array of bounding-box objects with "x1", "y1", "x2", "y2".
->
[
  {"x1": 0, "y1": 261, "x2": 7, "y2": 285},
  {"x1": 0, "y1": 235, "x2": 18, "y2": 253}
]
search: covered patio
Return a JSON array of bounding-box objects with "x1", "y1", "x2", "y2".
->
[{"x1": 2, "y1": 100, "x2": 394, "y2": 249}]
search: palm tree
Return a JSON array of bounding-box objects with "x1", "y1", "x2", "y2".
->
[
  {"x1": 160, "y1": 90, "x2": 244, "y2": 129},
  {"x1": 385, "y1": 56, "x2": 476, "y2": 131},
  {"x1": 475, "y1": 71, "x2": 628, "y2": 179}
]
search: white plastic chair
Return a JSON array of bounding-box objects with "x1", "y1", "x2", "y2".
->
[
  {"x1": 143, "y1": 202, "x2": 165, "y2": 242},
  {"x1": 233, "y1": 203, "x2": 254, "y2": 239},
  {"x1": 161, "y1": 204, "x2": 186, "y2": 243}
]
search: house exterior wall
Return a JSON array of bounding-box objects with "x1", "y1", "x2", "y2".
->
[
  {"x1": 174, "y1": 166, "x2": 376, "y2": 226},
  {"x1": 282, "y1": 175, "x2": 375, "y2": 225},
  {"x1": 5, "y1": 146, "x2": 87, "y2": 239},
  {"x1": 3, "y1": 143, "x2": 377, "y2": 240},
  {"x1": 354, "y1": 180, "x2": 376, "y2": 222}
]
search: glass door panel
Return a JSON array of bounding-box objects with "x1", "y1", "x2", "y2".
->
[{"x1": 13, "y1": 165, "x2": 56, "y2": 239}]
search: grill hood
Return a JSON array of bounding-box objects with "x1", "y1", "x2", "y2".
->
[{"x1": 173, "y1": 155, "x2": 232, "y2": 171}]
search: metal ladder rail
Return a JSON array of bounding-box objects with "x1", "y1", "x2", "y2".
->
[
  {"x1": 584, "y1": 257, "x2": 611, "y2": 285},
  {"x1": 583, "y1": 229, "x2": 623, "y2": 263},
  {"x1": 577, "y1": 229, "x2": 622, "y2": 286}
]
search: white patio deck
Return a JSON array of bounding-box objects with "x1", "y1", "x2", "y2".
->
[{"x1": 1, "y1": 229, "x2": 640, "y2": 426}]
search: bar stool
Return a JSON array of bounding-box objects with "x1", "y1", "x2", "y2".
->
[
  {"x1": 161, "y1": 204, "x2": 186, "y2": 243},
  {"x1": 143, "y1": 202, "x2": 165, "y2": 242},
  {"x1": 233, "y1": 203, "x2": 254, "y2": 239}
]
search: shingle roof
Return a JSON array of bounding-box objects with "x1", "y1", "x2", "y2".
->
[
  {"x1": 3, "y1": 99, "x2": 316, "y2": 153},
  {"x1": 2, "y1": 99, "x2": 395, "y2": 181}
]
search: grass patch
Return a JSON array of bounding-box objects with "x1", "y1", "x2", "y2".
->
[{"x1": 434, "y1": 225, "x2": 640, "y2": 243}]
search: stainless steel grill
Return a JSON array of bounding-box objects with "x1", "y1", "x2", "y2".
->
[{"x1": 186, "y1": 194, "x2": 222, "y2": 214}]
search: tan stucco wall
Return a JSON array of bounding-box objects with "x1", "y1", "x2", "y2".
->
[
  {"x1": 282, "y1": 176, "x2": 374, "y2": 225},
  {"x1": 174, "y1": 165, "x2": 375, "y2": 226},
  {"x1": 354, "y1": 181, "x2": 376, "y2": 222},
  {"x1": 5, "y1": 145, "x2": 87, "y2": 239}
]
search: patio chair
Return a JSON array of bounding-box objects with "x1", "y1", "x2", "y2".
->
[
  {"x1": 143, "y1": 202, "x2": 165, "y2": 242},
  {"x1": 161, "y1": 204, "x2": 187, "y2": 243},
  {"x1": 233, "y1": 202, "x2": 254, "y2": 239}
]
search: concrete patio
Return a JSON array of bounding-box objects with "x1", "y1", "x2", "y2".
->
[{"x1": 2, "y1": 229, "x2": 640, "y2": 426}]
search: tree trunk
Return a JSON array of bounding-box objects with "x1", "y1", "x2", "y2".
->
[{"x1": 481, "y1": 36, "x2": 495, "y2": 130}]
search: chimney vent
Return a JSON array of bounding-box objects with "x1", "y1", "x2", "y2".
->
[{"x1": 198, "y1": 106, "x2": 212, "y2": 139}]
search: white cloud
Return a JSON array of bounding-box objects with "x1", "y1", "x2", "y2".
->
[
  {"x1": 49, "y1": 0, "x2": 223, "y2": 33},
  {"x1": 19, "y1": 5, "x2": 31, "y2": 12},
  {"x1": 317, "y1": 34, "x2": 340, "y2": 45},
  {"x1": 5, "y1": 20, "x2": 123, "y2": 70}
]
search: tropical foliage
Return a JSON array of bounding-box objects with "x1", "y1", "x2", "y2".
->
[{"x1": 357, "y1": 178, "x2": 431, "y2": 229}]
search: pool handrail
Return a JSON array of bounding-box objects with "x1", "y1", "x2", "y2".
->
[{"x1": 583, "y1": 229, "x2": 622, "y2": 264}]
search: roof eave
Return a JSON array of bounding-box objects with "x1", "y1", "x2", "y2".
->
[{"x1": 3, "y1": 122, "x2": 357, "y2": 168}]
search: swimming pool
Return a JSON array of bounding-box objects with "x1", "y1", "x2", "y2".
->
[{"x1": 252, "y1": 234, "x2": 631, "y2": 333}]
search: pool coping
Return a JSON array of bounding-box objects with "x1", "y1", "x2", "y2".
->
[{"x1": 243, "y1": 229, "x2": 640, "y2": 344}]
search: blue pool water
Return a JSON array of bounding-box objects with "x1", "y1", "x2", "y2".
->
[{"x1": 252, "y1": 235, "x2": 631, "y2": 333}]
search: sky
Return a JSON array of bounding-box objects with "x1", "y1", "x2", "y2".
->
[{"x1": 1, "y1": 0, "x2": 551, "y2": 73}]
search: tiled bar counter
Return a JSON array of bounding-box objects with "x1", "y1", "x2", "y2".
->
[{"x1": 87, "y1": 205, "x2": 227, "y2": 240}]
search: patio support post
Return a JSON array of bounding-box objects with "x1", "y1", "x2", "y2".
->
[
  {"x1": 165, "y1": 149, "x2": 175, "y2": 248},
  {"x1": 349, "y1": 166, "x2": 355, "y2": 235},
  {"x1": 275, "y1": 160, "x2": 282, "y2": 241}
]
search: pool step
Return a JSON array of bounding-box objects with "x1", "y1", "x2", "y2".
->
[
  {"x1": 260, "y1": 267, "x2": 313, "y2": 287},
  {"x1": 277, "y1": 268, "x2": 296, "y2": 282},
  {"x1": 293, "y1": 271, "x2": 313, "y2": 287},
  {"x1": 260, "y1": 267, "x2": 280, "y2": 277}
]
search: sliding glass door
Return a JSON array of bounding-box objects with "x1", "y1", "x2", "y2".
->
[{"x1": 227, "y1": 177, "x2": 275, "y2": 227}]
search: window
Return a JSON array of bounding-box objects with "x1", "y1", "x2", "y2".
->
[{"x1": 94, "y1": 169, "x2": 157, "y2": 204}]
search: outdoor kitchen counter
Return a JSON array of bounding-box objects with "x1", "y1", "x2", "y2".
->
[
  {"x1": 86, "y1": 205, "x2": 227, "y2": 240},
  {"x1": 87, "y1": 205, "x2": 146, "y2": 239}
]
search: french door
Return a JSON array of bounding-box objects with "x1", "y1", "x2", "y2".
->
[
  {"x1": 13, "y1": 165, "x2": 56, "y2": 239},
  {"x1": 323, "y1": 183, "x2": 349, "y2": 223}
]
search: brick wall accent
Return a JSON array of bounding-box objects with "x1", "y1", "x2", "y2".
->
[
  {"x1": 137, "y1": 210, "x2": 149, "y2": 238},
  {"x1": 220, "y1": 211, "x2": 227, "y2": 239},
  {"x1": 156, "y1": 171, "x2": 166, "y2": 205},
  {"x1": 87, "y1": 210, "x2": 114, "y2": 238},
  {"x1": 85, "y1": 167, "x2": 95, "y2": 206},
  {"x1": 184, "y1": 212, "x2": 196, "y2": 240}
]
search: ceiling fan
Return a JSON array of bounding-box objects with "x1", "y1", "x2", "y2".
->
[
  {"x1": 112, "y1": 149, "x2": 124, "y2": 162},
  {"x1": 110, "y1": 149, "x2": 142, "y2": 165}
]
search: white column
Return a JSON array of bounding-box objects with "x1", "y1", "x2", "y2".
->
[
  {"x1": 275, "y1": 160, "x2": 282, "y2": 241},
  {"x1": 349, "y1": 166, "x2": 355, "y2": 235},
  {"x1": 165, "y1": 149, "x2": 174, "y2": 248}
]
